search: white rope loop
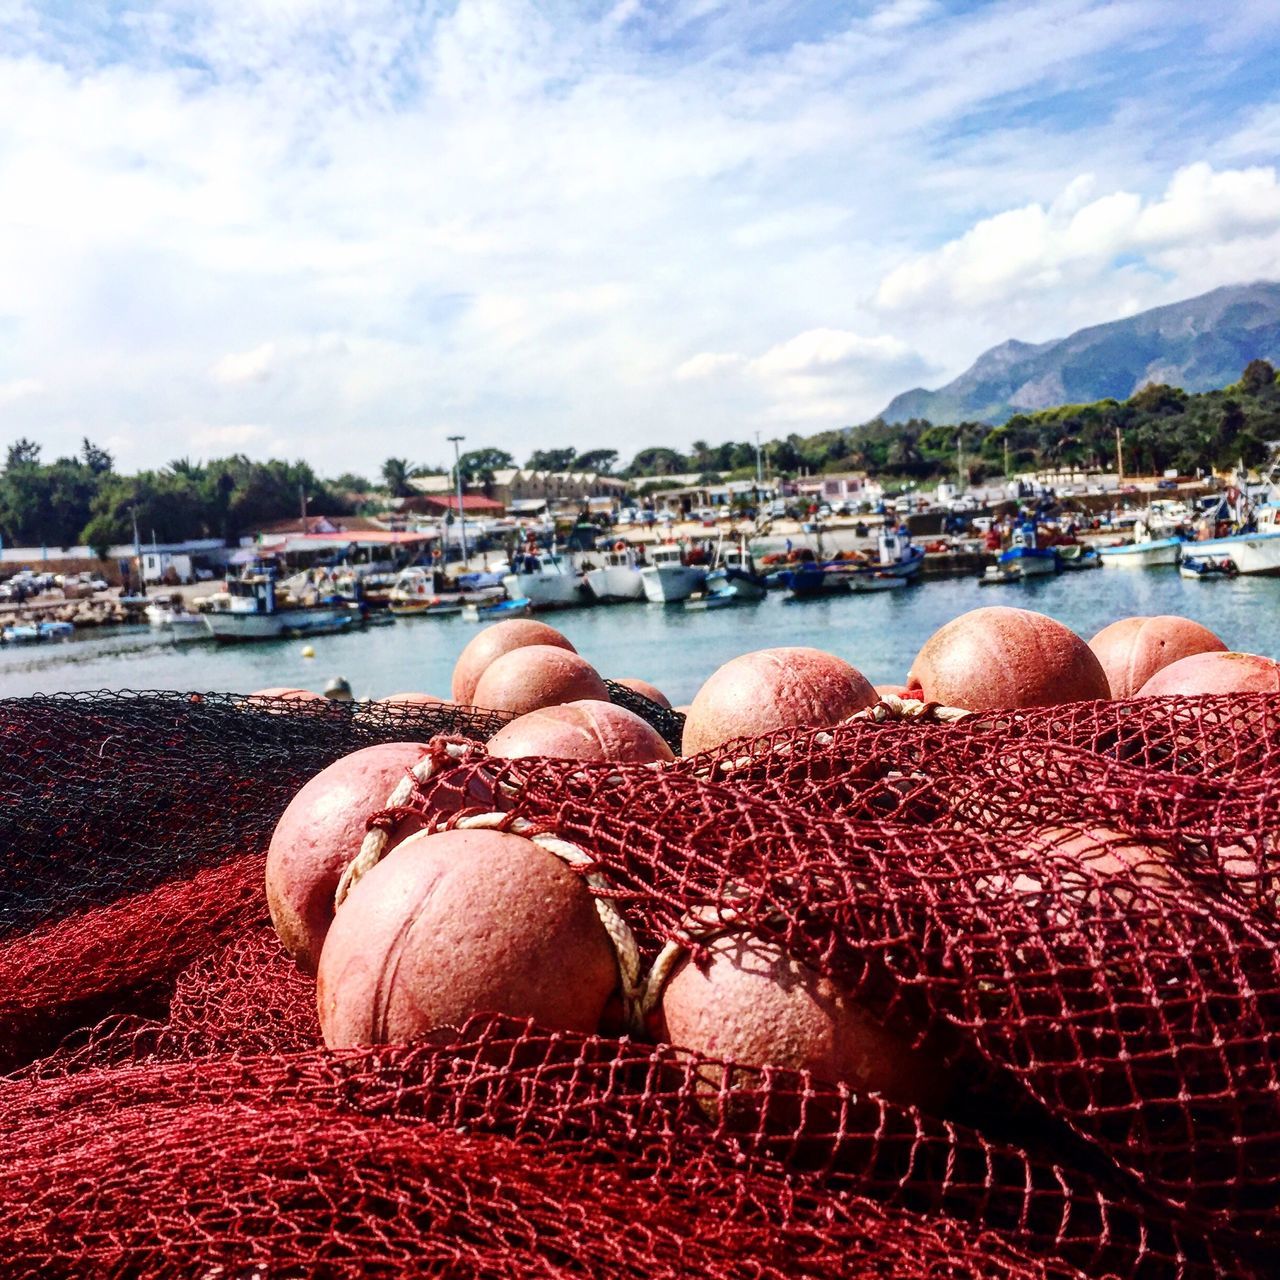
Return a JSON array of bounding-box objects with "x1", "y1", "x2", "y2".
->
[{"x1": 334, "y1": 740, "x2": 476, "y2": 911}]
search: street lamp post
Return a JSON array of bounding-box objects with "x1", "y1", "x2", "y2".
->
[{"x1": 448, "y1": 435, "x2": 467, "y2": 565}]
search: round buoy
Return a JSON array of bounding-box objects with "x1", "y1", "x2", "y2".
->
[
  {"x1": 316, "y1": 827, "x2": 619, "y2": 1047},
  {"x1": 681, "y1": 647, "x2": 877, "y2": 756},
  {"x1": 471, "y1": 645, "x2": 609, "y2": 716},
  {"x1": 266, "y1": 742, "x2": 434, "y2": 973},
  {"x1": 488, "y1": 700, "x2": 674, "y2": 764},
  {"x1": 1088, "y1": 615, "x2": 1228, "y2": 698},
  {"x1": 301, "y1": 645, "x2": 316, "y2": 659},
  {"x1": 452, "y1": 620, "x2": 577, "y2": 705},
  {"x1": 908, "y1": 607, "x2": 1109, "y2": 710},
  {"x1": 1136, "y1": 650, "x2": 1280, "y2": 696}
]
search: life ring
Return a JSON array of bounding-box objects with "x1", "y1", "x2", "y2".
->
[{"x1": 614, "y1": 540, "x2": 626, "y2": 553}]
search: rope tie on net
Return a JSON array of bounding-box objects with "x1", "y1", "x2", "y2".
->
[
  {"x1": 705, "y1": 693, "x2": 971, "y2": 779},
  {"x1": 334, "y1": 739, "x2": 507, "y2": 910}
]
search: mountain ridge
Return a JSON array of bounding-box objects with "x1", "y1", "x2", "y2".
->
[{"x1": 880, "y1": 281, "x2": 1280, "y2": 425}]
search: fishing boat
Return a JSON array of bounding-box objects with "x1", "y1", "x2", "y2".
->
[
  {"x1": 1185, "y1": 504, "x2": 1280, "y2": 575},
  {"x1": 1098, "y1": 520, "x2": 1181, "y2": 569},
  {"x1": 1179, "y1": 555, "x2": 1239, "y2": 580},
  {"x1": 1, "y1": 620, "x2": 75, "y2": 644},
  {"x1": 683, "y1": 569, "x2": 766, "y2": 610},
  {"x1": 463, "y1": 596, "x2": 532, "y2": 622},
  {"x1": 202, "y1": 572, "x2": 358, "y2": 642},
  {"x1": 781, "y1": 528, "x2": 923, "y2": 598},
  {"x1": 997, "y1": 522, "x2": 1058, "y2": 578},
  {"x1": 1057, "y1": 545, "x2": 1101, "y2": 571},
  {"x1": 639, "y1": 545, "x2": 708, "y2": 603},
  {"x1": 503, "y1": 548, "x2": 588, "y2": 610},
  {"x1": 144, "y1": 594, "x2": 206, "y2": 633},
  {"x1": 584, "y1": 544, "x2": 645, "y2": 602}
]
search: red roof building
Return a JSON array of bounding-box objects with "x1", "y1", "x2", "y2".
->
[{"x1": 400, "y1": 494, "x2": 505, "y2": 516}]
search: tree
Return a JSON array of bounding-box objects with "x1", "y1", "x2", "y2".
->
[
  {"x1": 332, "y1": 472, "x2": 373, "y2": 492},
  {"x1": 5, "y1": 439, "x2": 40, "y2": 469},
  {"x1": 381, "y1": 457, "x2": 419, "y2": 498},
  {"x1": 457, "y1": 449, "x2": 514, "y2": 486},
  {"x1": 1242, "y1": 359, "x2": 1277, "y2": 396},
  {"x1": 81, "y1": 439, "x2": 114, "y2": 475},
  {"x1": 525, "y1": 448, "x2": 577, "y2": 471},
  {"x1": 627, "y1": 447, "x2": 687, "y2": 477},
  {"x1": 575, "y1": 449, "x2": 618, "y2": 474}
]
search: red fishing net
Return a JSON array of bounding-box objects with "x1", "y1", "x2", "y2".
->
[{"x1": 1, "y1": 689, "x2": 1277, "y2": 1277}]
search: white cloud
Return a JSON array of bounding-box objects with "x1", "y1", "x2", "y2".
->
[
  {"x1": 876, "y1": 163, "x2": 1280, "y2": 313},
  {"x1": 211, "y1": 343, "x2": 276, "y2": 385},
  {"x1": 675, "y1": 352, "x2": 746, "y2": 381},
  {"x1": 0, "y1": 2, "x2": 1276, "y2": 463},
  {"x1": 0, "y1": 378, "x2": 42, "y2": 406},
  {"x1": 866, "y1": 0, "x2": 942, "y2": 34},
  {"x1": 751, "y1": 329, "x2": 919, "y2": 378}
]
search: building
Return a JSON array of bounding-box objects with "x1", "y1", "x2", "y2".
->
[{"x1": 793, "y1": 471, "x2": 879, "y2": 505}]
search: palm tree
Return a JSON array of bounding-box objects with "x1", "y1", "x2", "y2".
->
[{"x1": 381, "y1": 457, "x2": 418, "y2": 498}]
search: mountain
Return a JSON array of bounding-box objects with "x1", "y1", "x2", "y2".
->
[{"x1": 880, "y1": 281, "x2": 1280, "y2": 425}]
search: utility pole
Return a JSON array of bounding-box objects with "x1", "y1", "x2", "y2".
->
[
  {"x1": 448, "y1": 435, "x2": 468, "y2": 564},
  {"x1": 956, "y1": 429, "x2": 965, "y2": 490},
  {"x1": 299, "y1": 482, "x2": 308, "y2": 533},
  {"x1": 753, "y1": 431, "x2": 763, "y2": 486},
  {"x1": 131, "y1": 505, "x2": 145, "y2": 597},
  {"x1": 1003, "y1": 435, "x2": 1010, "y2": 476},
  {"x1": 1115, "y1": 427, "x2": 1124, "y2": 484}
]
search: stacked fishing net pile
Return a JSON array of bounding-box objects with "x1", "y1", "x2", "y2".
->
[{"x1": 2, "y1": 665, "x2": 1278, "y2": 1276}]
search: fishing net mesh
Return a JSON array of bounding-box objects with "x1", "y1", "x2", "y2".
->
[{"x1": 2, "y1": 689, "x2": 1278, "y2": 1278}]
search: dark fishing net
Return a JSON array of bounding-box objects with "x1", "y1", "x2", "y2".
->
[
  {"x1": 603, "y1": 677, "x2": 686, "y2": 751},
  {"x1": 1, "y1": 690, "x2": 1278, "y2": 1277}
]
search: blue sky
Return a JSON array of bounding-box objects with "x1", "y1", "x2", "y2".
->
[{"x1": 0, "y1": 0, "x2": 1278, "y2": 474}]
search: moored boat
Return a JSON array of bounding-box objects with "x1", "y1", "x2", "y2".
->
[
  {"x1": 1185, "y1": 504, "x2": 1280, "y2": 575},
  {"x1": 503, "y1": 549, "x2": 588, "y2": 610},
  {"x1": 997, "y1": 521, "x2": 1058, "y2": 577},
  {"x1": 639, "y1": 545, "x2": 707, "y2": 603},
  {"x1": 202, "y1": 573, "x2": 359, "y2": 643},
  {"x1": 1057, "y1": 545, "x2": 1101, "y2": 571},
  {"x1": 1179, "y1": 555, "x2": 1239, "y2": 580},
  {"x1": 463, "y1": 596, "x2": 532, "y2": 622},
  {"x1": 585, "y1": 544, "x2": 645, "y2": 602},
  {"x1": 1098, "y1": 520, "x2": 1181, "y2": 569}
]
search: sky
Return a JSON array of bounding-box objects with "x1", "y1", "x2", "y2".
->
[{"x1": 0, "y1": 0, "x2": 1279, "y2": 477}]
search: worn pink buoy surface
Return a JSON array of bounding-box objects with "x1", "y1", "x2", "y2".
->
[
  {"x1": 908, "y1": 607, "x2": 1109, "y2": 711},
  {"x1": 615, "y1": 677, "x2": 672, "y2": 709},
  {"x1": 487, "y1": 700, "x2": 674, "y2": 764},
  {"x1": 266, "y1": 742, "x2": 433, "y2": 974},
  {"x1": 317, "y1": 828, "x2": 619, "y2": 1048},
  {"x1": 681, "y1": 647, "x2": 877, "y2": 757},
  {"x1": 1136, "y1": 650, "x2": 1280, "y2": 696},
  {"x1": 471, "y1": 645, "x2": 609, "y2": 716},
  {"x1": 654, "y1": 931, "x2": 943, "y2": 1111},
  {"x1": 1088, "y1": 615, "x2": 1228, "y2": 698},
  {"x1": 451, "y1": 620, "x2": 577, "y2": 705}
]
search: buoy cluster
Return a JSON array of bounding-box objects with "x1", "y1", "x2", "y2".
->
[{"x1": 264, "y1": 605, "x2": 1278, "y2": 1120}]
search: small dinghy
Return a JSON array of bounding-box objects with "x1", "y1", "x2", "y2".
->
[{"x1": 1179, "y1": 555, "x2": 1238, "y2": 580}]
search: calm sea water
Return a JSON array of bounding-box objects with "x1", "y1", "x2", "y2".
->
[{"x1": 2, "y1": 571, "x2": 1277, "y2": 705}]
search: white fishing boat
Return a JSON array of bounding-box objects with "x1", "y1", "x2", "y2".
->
[
  {"x1": 1186, "y1": 504, "x2": 1280, "y2": 576},
  {"x1": 144, "y1": 594, "x2": 206, "y2": 633},
  {"x1": 202, "y1": 574, "x2": 358, "y2": 642},
  {"x1": 584, "y1": 544, "x2": 645, "y2": 602},
  {"x1": 503, "y1": 550, "x2": 587, "y2": 610},
  {"x1": 639, "y1": 545, "x2": 707, "y2": 603},
  {"x1": 1098, "y1": 519, "x2": 1181, "y2": 569}
]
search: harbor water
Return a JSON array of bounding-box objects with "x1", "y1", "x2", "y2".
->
[{"x1": 1, "y1": 571, "x2": 1277, "y2": 705}]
